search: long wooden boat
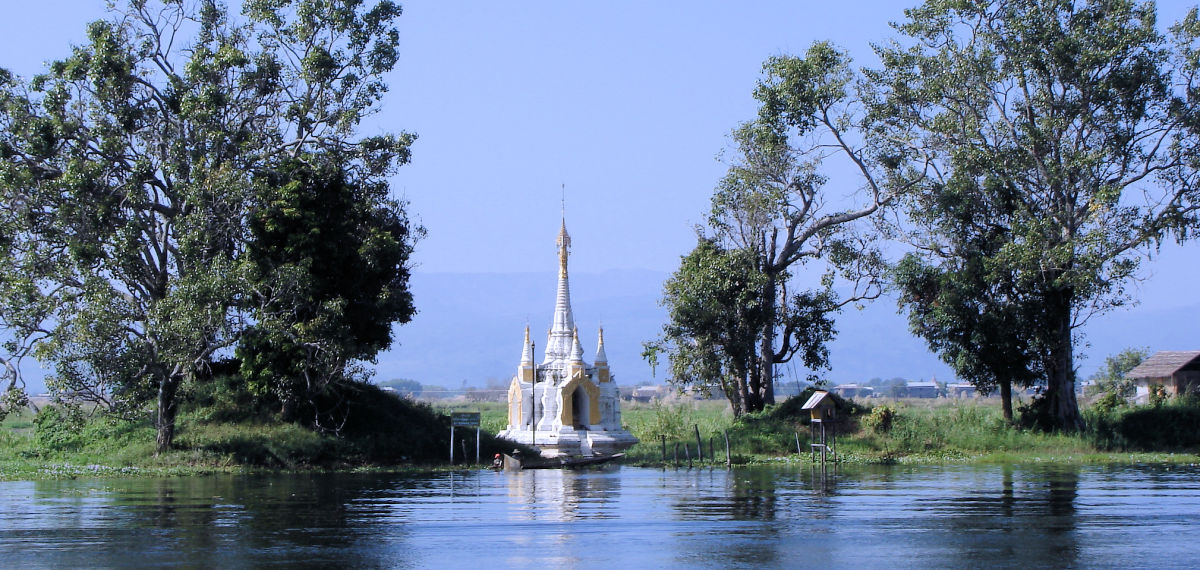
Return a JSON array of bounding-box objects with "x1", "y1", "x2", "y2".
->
[{"x1": 502, "y1": 452, "x2": 625, "y2": 470}]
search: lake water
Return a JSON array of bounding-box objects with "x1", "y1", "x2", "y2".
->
[{"x1": 2, "y1": 463, "x2": 1199, "y2": 568}]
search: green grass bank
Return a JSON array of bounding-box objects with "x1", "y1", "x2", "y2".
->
[
  {"x1": 617, "y1": 392, "x2": 1200, "y2": 467},
  {"x1": 5, "y1": 386, "x2": 1200, "y2": 480},
  {"x1": 0, "y1": 382, "x2": 532, "y2": 481}
]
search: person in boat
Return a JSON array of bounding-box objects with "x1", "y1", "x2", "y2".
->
[{"x1": 492, "y1": 453, "x2": 503, "y2": 470}]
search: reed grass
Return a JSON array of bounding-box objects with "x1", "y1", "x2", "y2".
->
[
  {"x1": 6, "y1": 392, "x2": 1200, "y2": 481},
  {"x1": 621, "y1": 396, "x2": 1200, "y2": 466}
]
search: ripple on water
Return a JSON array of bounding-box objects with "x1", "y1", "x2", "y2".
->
[{"x1": 1, "y1": 465, "x2": 1200, "y2": 567}]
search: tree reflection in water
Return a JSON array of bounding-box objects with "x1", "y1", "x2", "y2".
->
[{"x1": 4, "y1": 464, "x2": 1200, "y2": 567}]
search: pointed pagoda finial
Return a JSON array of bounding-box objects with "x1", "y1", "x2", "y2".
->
[
  {"x1": 594, "y1": 327, "x2": 608, "y2": 364},
  {"x1": 556, "y1": 216, "x2": 571, "y2": 279},
  {"x1": 521, "y1": 325, "x2": 533, "y2": 365},
  {"x1": 569, "y1": 326, "x2": 584, "y2": 362}
]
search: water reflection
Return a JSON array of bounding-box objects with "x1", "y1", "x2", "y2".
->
[
  {"x1": 15, "y1": 474, "x2": 417, "y2": 567},
  {"x1": 2, "y1": 464, "x2": 1200, "y2": 568},
  {"x1": 503, "y1": 466, "x2": 620, "y2": 521},
  {"x1": 903, "y1": 465, "x2": 1083, "y2": 567}
]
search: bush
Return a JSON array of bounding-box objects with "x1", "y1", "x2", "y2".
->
[
  {"x1": 1091, "y1": 391, "x2": 1126, "y2": 413},
  {"x1": 186, "y1": 371, "x2": 272, "y2": 423},
  {"x1": 638, "y1": 401, "x2": 693, "y2": 441},
  {"x1": 1150, "y1": 385, "x2": 1169, "y2": 408},
  {"x1": 1084, "y1": 398, "x2": 1200, "y2": 451},
  {"x1": 864, "y1": 405, "x2": 895, "y2": 433},
  {"x1": 1016, "y1": 396, "x2": 1055, "y2": 432},
  {"x1": 770, "y1": 387, "x2": 868, "y2": 427},
  {"x1": 33, "y1": 405, "x2": 86, "y2": 451}
]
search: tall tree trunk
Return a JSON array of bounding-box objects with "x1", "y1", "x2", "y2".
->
[
  {"x1": 734, "y1": 370, "x2": 749, "y2": 417},
  {"x1": 756, "y1": 272, "x2": 778, "y2": 410},
  {"x1": 1000, "y1": 378, "x2": 1013, "y2": 424},
  {"x1": 281, "y1": 396, "x2": 298, "y2": 422},
  {"x1": 746, "y1": 363, "x2": 763, "y2": 413},
  {"x1": 1043, "y1": 287, "x2": 1083, "y2": 431},
  {"x1": 155, "y1": 373, "x2": 182, "y2": 454}
]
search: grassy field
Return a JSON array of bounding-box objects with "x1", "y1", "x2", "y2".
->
[
  {"x1": 616, "y1": 396, "x2": 1200, "y2": 466},
  {"x1": 5, "y1": 391, "x2": 1199, "y2": 480},
  {"x1": 0, "y1": 386, "x2": 528, "y2": 481}
]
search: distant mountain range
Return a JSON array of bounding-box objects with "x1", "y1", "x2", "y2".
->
[
  {"x1": 13, "y1": 269, "x2": 1192, "y2": 395},
  {"x1": 378, "y1": 270, "x2": 1198, "y2": 389}
]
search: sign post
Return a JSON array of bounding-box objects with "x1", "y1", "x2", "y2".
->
[{"x1": 451, "y1": 412, "x2": 482, "y2": 465}]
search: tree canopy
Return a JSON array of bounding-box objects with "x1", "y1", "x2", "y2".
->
[
  {"x1": 238, "y1": 157, "x2": 417, "y2": 429},
  {"x1": 878, "y1": 0, "x2": 1200, "y2": 430},
  {"x1": 651, "y1": 239, "x2": 770, "y2": 414},
  {"x1": 653, "y1": 42, "x2": 915, "y2": 415},
  {"x1": 0, "y1": 0, "x2": 418, "y2": 450}
]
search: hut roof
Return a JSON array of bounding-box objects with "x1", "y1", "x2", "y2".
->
[
  {"x1": 801, "y1": 390, "x2": 832, "y2": 410},
  {"x1": 1126, "y1": 351, "x2": 1200, "y2": 379}
]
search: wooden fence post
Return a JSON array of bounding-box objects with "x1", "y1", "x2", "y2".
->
[{"x1": 723, "y1": 430, "x2": 731, "y2": 468}]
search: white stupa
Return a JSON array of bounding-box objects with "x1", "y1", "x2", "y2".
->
[{"x1": 496, "y1": 219, "x2": 638, "y2": 457}]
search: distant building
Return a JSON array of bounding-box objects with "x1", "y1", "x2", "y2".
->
[
  {"x1": 907, "y1": 381, "x2": 939, "y2": 398},
  {"x1": 832, "y1": 384, "x2": 873, "y2": 399},
  {"x1": 946, "y1": 383, "x2": 976, "y2": 399},
  {"x1": 632, "y1": 385, "x2": 667, "y2": 402},
  {"x1": 1127, "y1": 351, "x2": 1200, "y2": 403}
]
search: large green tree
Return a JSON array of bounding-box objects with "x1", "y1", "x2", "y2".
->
[
  {"x1": 651, "y1": 240, "x2": 769, "y2": 415},
  {"x1": 0, "y1": 0, "x2": 416, "y2": 451},
  {"x1": 238, "y1": 157, "x2": 417, "y2": 430},
  {"x1": 876, "y1": 0, "x2": 1200, "y2": 430},
  {"x1": 892, "y1": 189, "x2": 1048, "y2": 422},
  {"x1": 651, "y1": 238, "x2": 840, "y2": 416},
  {"x1": 658, "y1": 43, "x2": 920, "y2": 414}
]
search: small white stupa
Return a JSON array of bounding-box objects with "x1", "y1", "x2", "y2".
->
[{"x1": 496, "y1": 218, "x2": 637, "y2": 457}]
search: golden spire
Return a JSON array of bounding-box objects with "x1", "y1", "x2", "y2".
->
[
  {"x1": 556, "y1": 217, "x2": 571, "y2": 278},
  {"x1": 594, "y1": 327, "x2": 608, "y2": 364}
]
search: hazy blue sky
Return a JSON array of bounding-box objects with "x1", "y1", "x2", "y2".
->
[
  {"x1": 4, "y1": 2, "x2": 1198, "y2": 273},
  {"x1": 2, "y1": 1, "x2": 1198, "y2": 391}
]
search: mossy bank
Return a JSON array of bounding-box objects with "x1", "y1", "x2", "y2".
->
[
  {"x1": 617, "y1": 390, "x2": 1200, "y2": 467},
  {"x1": 7, "y1": 386, "x2": 1200, "y2": 481},
  {"x1": 1, "y1": 382, "x2": 531, "y2": 481}
]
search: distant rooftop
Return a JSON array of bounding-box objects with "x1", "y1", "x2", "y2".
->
[{"x1": 1127, "y1": 351, "x2": 1200, "y2": 379}]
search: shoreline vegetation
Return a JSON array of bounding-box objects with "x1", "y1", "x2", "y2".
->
[{"x1": 4, "y1": 385, "x2": 1199, "y2": 481}]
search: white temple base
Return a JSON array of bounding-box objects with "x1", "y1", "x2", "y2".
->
[{"x1": 497, "y1": 427, "x2": 638, "y2": 458}]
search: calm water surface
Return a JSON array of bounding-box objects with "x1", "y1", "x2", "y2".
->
[{"x1": 2, "y1": 464, "x2": 1199, "y2": 568}]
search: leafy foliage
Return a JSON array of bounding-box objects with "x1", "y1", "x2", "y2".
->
[
  {"x1": 238, "y1": 157, "x2": 417, "y2": 429},
  {"x1": 656, "y1": 41, "x2": 908, "y2": 415},
  {"x1": 652, "y1": 239, "x2": 769, "y2": 414},
  {"x1": 0, "y1": 1, "x2": 417, "y2": 451},
  {"x1": 864, "y1": 405, "x2": 895, "y2": 434},
  {"x1": 878, "y1": 0, "x2": 1200, "y2": 430},
  {"x1": 1089, "y1": 347, "x2": 1150, "y2": 401},
  {"x1": 1086, "y1": 396, "x2": 1200, "y2": 451}
]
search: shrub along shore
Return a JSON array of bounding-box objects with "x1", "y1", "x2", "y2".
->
[
  {"x1": 0, "y1": 382, "x2": 530, "y2": 481},
  {"x1": 4, "y1": 387, "x2": 1199, "y2": 480},
  {"x1": 620, "y1": 390, "x2": 1200, "y2": 466}
]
